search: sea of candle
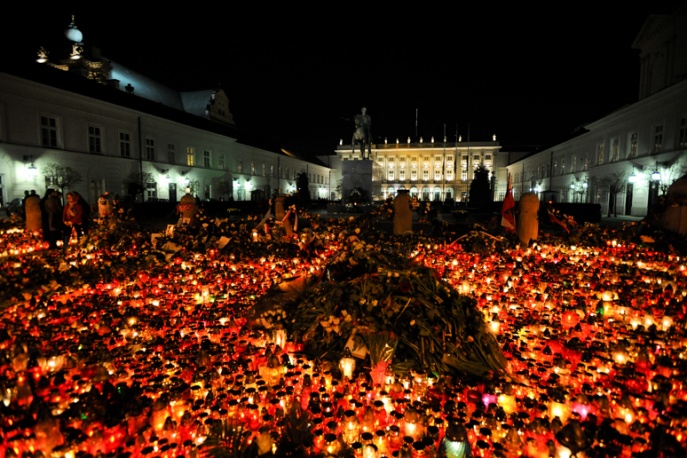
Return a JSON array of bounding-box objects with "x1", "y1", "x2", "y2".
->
[{"x1": 0, "y1": 216, "x2": 685, "y2": 457}]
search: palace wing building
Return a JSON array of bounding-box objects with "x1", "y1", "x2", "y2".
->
[
  {"x1": 0, "y1": 17, "x2": 332, "y2": 210},
  {"x1": 505, "y1": 6, "x2": 687, "y2": 218}
]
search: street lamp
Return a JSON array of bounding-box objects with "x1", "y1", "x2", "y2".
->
[
  {"x1": 23, "y1": 155, "x2": 38, "y2": 178},
  {"x1": 648, "y1": 165, "x2": 662, "y2": 215}
]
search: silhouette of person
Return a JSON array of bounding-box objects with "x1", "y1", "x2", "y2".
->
[
  {"x1": 24, "y1": 190, "x2": 42, "y2": 232},
  {"x1": 44, "y1": 190, "x2": 64, "y2": 249}
]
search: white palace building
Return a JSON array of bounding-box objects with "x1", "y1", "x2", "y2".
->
[
  {"x1": 0, "y1": 16, "x2": 333, "y2": 209},
  {"x1": 501, "y1": 5, "x2": 687, "y2": 217}
]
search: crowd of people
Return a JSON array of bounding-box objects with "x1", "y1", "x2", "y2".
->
[{"x1": 16, "y1": 188, "x2": 109, "y2": 250}]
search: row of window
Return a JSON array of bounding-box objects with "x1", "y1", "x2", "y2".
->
[
  {"x1": 517, "y1": 118, "x2": 687, "y2": 182},
  {"x1": 382, "y1": 171, "x2": 460, "y2": 181},
  {"x1": 41, "y1": 115, "x2": 329, "y2": 184},
  {"x1": 377, "y1": 153, "x2": 493, "y2": 165}
]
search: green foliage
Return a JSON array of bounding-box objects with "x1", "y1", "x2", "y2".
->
[
  {"x1": 469, "y1": 163, "x2": 492, "y2": 210},
  {"x1": 42, "y1": 162, "x2": 83, "y2": 193},
  {"x1": 295, "y1": 171, "x2": 311, "y2": 205}
]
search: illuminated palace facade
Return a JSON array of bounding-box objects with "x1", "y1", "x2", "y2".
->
[
  {"x1": 335, "y1": 136, "x2": 509, "y2": 203},
  {"x1": 335, "y1": 4, "x2": 687, "y2": 214}
]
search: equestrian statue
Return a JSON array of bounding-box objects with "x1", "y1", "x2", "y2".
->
[{"x1": 352, "y1": 107, "x2": 372, "y2": 159}]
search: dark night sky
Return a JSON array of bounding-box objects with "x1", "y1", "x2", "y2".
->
[{"x1": 6, "y1": 3, "x2": 685, "y2": 157}]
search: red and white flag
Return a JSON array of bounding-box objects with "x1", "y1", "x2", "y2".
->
[
  {"x1": 547, "y1": 206, "x2": 571, "y2": 234},
  {"x1": 501, "y1": 174, "x2": 516, "y2": 233}
]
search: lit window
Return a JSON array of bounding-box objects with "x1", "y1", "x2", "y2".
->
[{"x1": 628, "y1": 133, "x2": 637, "y2": 158}]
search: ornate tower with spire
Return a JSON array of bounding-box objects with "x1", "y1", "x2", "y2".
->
[{"x1": 37, "y1": 15, "x2": 112, "y2": 84}]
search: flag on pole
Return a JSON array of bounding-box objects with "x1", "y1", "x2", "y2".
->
[{"x1": 501, "y1": 174, "x2": 516, "y2": 233}]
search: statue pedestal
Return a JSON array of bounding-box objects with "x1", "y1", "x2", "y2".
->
[{"x1": 341, "y1": 160, "x2": 381, "y2": 203}]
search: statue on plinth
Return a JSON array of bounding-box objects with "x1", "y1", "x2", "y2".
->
[{"x1": 352, "y1": 107, "x2": 372, "y2": 159}]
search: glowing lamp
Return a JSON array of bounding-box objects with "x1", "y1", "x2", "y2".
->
[
  {"x1": 402, "y1": 407, "x2": 423, "y2": 440},
  {"x1": 362, "y1": 443, "x2": 378, "y2": 458},
  {"x1": 384, "y1": 364, "x2": 395, "y2": 389},
  {"x1": 151, "y1": 399, "x2": 169, "y2": 432},
  {"x1": 260, "y1": 353, "x2": 284, "y2": 387},
  {"x1": 339, "y1": 347, "x2": 356, "y2": 380},
  {"x1": 439, "y1": 421, "x2": 471, "y2": 458},
  {"x1": 498, "y1": 392, "x2": 517, "y2": 415},
  {"x1": 256, "y1": 431, "x2": 275, "y2": 455},
  {"x1": 324, "y1": 432, "x2": 341, "y2": 455},
  {"x1": 342, "y1": 409, "x2": 360, "y2": 444},
  {"x1": 561, "y1": 309, "x2": 581, "y2": 330},
  {"x1": 661, "y1": 315, "x2": 674, "y2": 331},
  {"x1": 273, "y1": 325, "x2": 287, "y2": 348},
  {"x1": 548, "y1": 399, "x2": 572, "y2": 424}
]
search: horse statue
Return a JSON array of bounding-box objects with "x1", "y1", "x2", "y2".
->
[{"x1": 352, "y1": 108, "x2": 372, "y2": 159}]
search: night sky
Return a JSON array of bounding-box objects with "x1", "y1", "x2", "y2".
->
[{"x1": 6, "y1": 3, "x2": 684, "y2": 157}]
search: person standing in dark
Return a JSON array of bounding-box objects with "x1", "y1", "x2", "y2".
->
[
  {"x1": 40, "y1": 189, "x2": 53, "y2": 244},
  {"x1": 21, "y1": 190, "x2": 29, "y2": 219},
  {"x1": 63, "y1": 191, "x2": 84, "y2": 247},
  {"x1": 74, "y1": 191, "x2": 91, "y2": 235},
  {"x1": 44, "y1": 190, "x2": 64, "y2": 249},
  {"x1": 24, "y1": 190, "x2": 42, "y2": 233}
]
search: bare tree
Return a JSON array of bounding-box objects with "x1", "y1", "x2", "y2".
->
[
  {"x1": 124, "y1": 171, "x2": 154, "y2": 201},
  {"x1": 655, "y1": 159, "x2": 687, "y2": 195},
  {"x1": 215, "y1": 180, "x2": 233, "y2": 200},
  {"x1": 185, "y1": 179, "x2": 200, "y2": 197},
  {"x1": 42, "y1": 163, "x2": 83, "y2": 196}
]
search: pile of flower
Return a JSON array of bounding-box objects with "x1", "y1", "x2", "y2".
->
[{"x1": 250, "y1": 233, "x2": 509, "y2": 380}]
